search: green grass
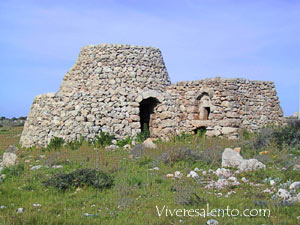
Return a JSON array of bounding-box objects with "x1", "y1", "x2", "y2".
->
[
  {"x1": 0, "y1": 127, "x2": 300, "y2": 224},
  {"x1": 0, "y1": 126, "x2": 23, "y2": 155}
]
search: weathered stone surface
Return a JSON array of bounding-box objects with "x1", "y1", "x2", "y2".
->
[
  {"x1": 276, "y1": 189, "x2": 291, "y2": 201},
  {"x1": 187, "y1": 171, "x2": 199, "y2": 178},
  {"x1": 105, "y1": 145, "x2": 118, "y2": 151},
  {"x1": 143, "y1": 138, "x2": 157, "y2": 149},
  {"x1": 290, "y1": 182, "x2": 300, "y2": 190},
  {"x1": 205, "y1": 177, "x2": 240, "y2": 189},
  {"x1": 238, "y1": 159, "x2": 266, "y2": 172},
  {"x1": 20, "y1": 44, "x2": 284, "y2": 147},
  {"x1": 2, "y1": 153, "x2": 18, "y2": 168},
  {"x1": 221, "y1": 148, "x2": 266, "y2": 172},
  {"x1": 174, "y1": 171, "x2": 183, "y2": 179},
  {"x1": 221, "y1": 127, "x2": 238, "y2": 135},
  {"x1": 206, "y1": 219, "x2": 219, "y2": 225},
  {"x1": 30, "y1": 165, "x2": 42, "y2": 170},
  {"x1": 191, "y1": 120, "x2": 212, "y2": 128},
  {"x1": 215, "y1": 168, "x2": 232, "y2": 178},
  {"x1": 221, "y1": 148, "x2": 244, "y2": 168},
  {"x1": 206, "y1": 130, "x2": 221, "y2": 137}
]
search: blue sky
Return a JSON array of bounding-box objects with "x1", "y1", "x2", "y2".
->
[{"x1": 0, "y1": 0, "x2": 299, "y2": 117}]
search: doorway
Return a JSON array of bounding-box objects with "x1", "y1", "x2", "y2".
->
[{"x1": 139, "y1": 97, "x2": 159, "y2": 133}]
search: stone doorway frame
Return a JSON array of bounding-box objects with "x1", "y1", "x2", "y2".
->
[{"x1": 137, "y1": 90, "x2": 163, "y2": 134}]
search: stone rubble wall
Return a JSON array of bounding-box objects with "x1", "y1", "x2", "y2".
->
[
  {"x1": 150, "y1": 77, "x2": 284, "y2": 140},
  {"x1": 20, "y1": 44, "x2": 170, "y2": 147},
  {"x1": 20, "y1": 44, "x2": 284, "y2": 147}
]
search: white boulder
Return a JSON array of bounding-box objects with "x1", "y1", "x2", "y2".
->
[
  {"x1": 30, "y1": 165, "x2": 42, "y2": 170},
  {"x1": 221, "y1": 148, "x2": 265, "y2": 172},
  {"x1": 143, "y1": 138, "x2": 157, "y2": 149},
  {"x1": 221, "y1": 148, "x2": 244, "y2": 167},
  {"x1": 238, "y1": 159, "x2": 266, "y2": 172},
  {"x1": 2, "y1": 153, "x2": 18, "y2": 168},
  {"x1": 290, "y1": 182, "x2": 300, "y2": 190},
  {"x1": 187, "y1": 171, "x2": 199, "y2": 178},
  {"x1": 277, "y1": 189, "x2": 291, "y2": 201},
  {"x1": 105, "y1": 145, "x2": 118, "y2": 150},
  {"x1": 270, "y1": 180, "x2": 276, "y2": 186},
  {"x1": 215, "y1": 168, "x2": 232, "y2": 178},
  {"x1": 174, "y1": 171, "x2": 183, "y2": 179},
  {"x1": 16, "y1": 208, "x2": 24, "y2": 213}
]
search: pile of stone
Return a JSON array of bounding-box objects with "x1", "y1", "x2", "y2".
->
[
  {"x1": 205, "y1": 148, "x2": 266, "y2": 189},
  {"x1": 221, "y1": 148, "x2": 266, "y2": 172},
  {"x1": 275, "y1": 182, "x2": 300, "y2": 203}
]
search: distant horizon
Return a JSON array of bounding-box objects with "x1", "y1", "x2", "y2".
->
[{"x1": 1, "y1": 0, "x2": 300, "y2": 117}]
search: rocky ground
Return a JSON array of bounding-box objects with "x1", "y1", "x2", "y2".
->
[{"x1": 0, "y1": 125, "x2": 300, "y2": 224}]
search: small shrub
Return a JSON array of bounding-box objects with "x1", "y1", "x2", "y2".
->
[
  {"x1": 115, "y1": 182, "x2": 135, "y2": 209},
  {"x1": 252, "y1": 121, "x2": 300, "y2": 150},
  {"x1": 136, "y1": 124, "x2": 150, "y2": 143},
  {"x1": 194, "y1": 127, "x2": 207, "y2": 137},
  {"x1": 172, "y1": 184, "x2": 207, "y2": 206},
  {"x1": 254, "y1": 154, "x2": 273, "y2": 166},
  {"x1": 94, "y1": 131, "x2": 114, "y2": 147},
  {"x1": 282, "y1": 169, "x2": 300, "y2": 183},
  {"x1": 241, "y1": 129, "x2": 251, "y2": 140},
  {"x1": 273, "y1": 120, "x2": 300, "y2": 149},
  {"x1": 253, "y1": 127, "x2": 275, "y2": 149},
  {"x1": 162, "y1": 146, "x2": 202, "y2": 165},
  {"x1": 172, "y1": 147, "x2": 200, "y2": 162},
  {"x1": 137, "y1": 155, "x2": 152, "y2": 166},
  {"x1": 197, "y1": 146, "x2": 224, "y2": 167},
  {"x1": 170, "y1": 132, "x2": 194, "y2": 143},
  {"x1": 66, "y1": 136, "x2": 84, "y2": 150},
  {"x1": 116, "y1": 136, "x2": 132, "y2": 147},
  {"x1": 127, "y1": 176, "x2": 143, "y2": 187},
  {"x1": 2, "y1": 163, "x2": 25, "y2": 178},
  {"x1": 43, "y1": 168, "x2": 114, "y2": 191},
  {"x1": 276, "y1": 154, "x2": 300, "y2": 171},
  {"x1": 47, "y1": 137, "x2": 64, "y2": 151},
  {"x1": 130, "y1": 144, "x2": 146, "y2": 159}
]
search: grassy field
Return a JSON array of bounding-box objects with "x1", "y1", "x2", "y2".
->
[
  {"x1": 0, "y1": 125, "x2": 300, "y2": 225},
  {"x1": 0, "y1": 127, "x2": 23, "y2": 155}
]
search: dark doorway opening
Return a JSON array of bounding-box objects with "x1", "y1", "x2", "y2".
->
[
  {"x1": 203, "y1": 107, "x2": 211, "y2": 120},
  {"x1": 193, "y1": 127, "x2": 207, "y2": 136},
  {"x1": 139, "y1": 97, "x2": 159, "y2": 133}
]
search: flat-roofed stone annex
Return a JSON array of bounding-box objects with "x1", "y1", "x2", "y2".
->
[{"x1": 20, "y1": 44, "x2": 284, "y2": 147}]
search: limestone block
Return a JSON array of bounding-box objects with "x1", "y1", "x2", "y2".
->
[
  {"x1": 160, "y1": 111, "x2": 173, "y2": 120},
  {"x1": 221, "y1": 127, "x2": 238, "y2": 135},
  {"x1": 2, "y1": 153, "x2": 18, "y2": 168},
  {"x1": 226, "y1": 112, "x2": 239, "y2": 118},
  {"x1": 221, "y1": 148, "x2": 244, "y2": 168},
  {"x1": 206, "y1": 130, "x2": 221, "y2": 137},
  {"x1": 191, "y1": 120, "x2": 212, "y2": 128}
]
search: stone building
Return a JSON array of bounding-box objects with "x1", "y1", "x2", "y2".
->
[{"x1": 20, "y1": 44, "x2": 284, "y2": 147}]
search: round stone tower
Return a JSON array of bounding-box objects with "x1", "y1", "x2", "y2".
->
[
  {"x1": 20, "y1": 44, "x2": 171, "y2": 147},
  {"x1": 58, "y1": 44, "x2": 171, "y2": 94}
]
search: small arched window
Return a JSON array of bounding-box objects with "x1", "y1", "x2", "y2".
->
[{"x1": 197, "y1": 92, "x2": 211, "y2": 120}]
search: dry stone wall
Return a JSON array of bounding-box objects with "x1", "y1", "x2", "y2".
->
[
  {"x1": 150, "y1": 78, "x2": 284, "y2": 140},
  {"x1": 20, "y1": 44, "x2": 284, "y2": 147}
]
